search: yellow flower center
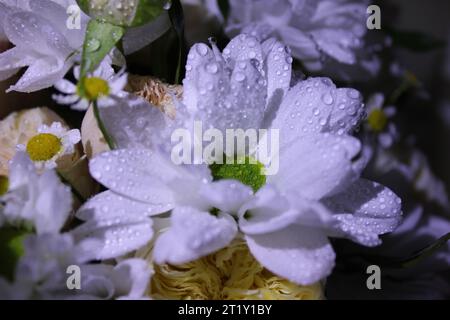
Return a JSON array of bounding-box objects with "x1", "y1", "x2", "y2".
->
[
  {"x1": 0, "y1": 175, "x2": 8, "y2": 196},
  {"x1": 368, "y1": 109, "x2": 388, "y2": 132},
  {"x1": 26, "y1": 133, "x2": 62, "y2": 161},
  {"x1": 83, "y1": 77, "x2": 110, "y2": 100},
  {"x1": 147, "y1": 238, "x2": 323, "y2": 300}
]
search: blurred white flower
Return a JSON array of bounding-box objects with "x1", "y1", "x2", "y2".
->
[
  {"x1": 365, "y1": 93, "x2": 398, "y2": 148},
  {"x1": 17, "y1": 122, "x2": 81, "y2": 169},
  {"x1": 0, "y1": 233, "x2": 152, "y2": 300},
  {"x1": 0, "y1": 151, "x2": 72, "y2": 234},
  {"x1": 0, "y1": 0, "x2": 88, "y2": 92},
  {"x1": 53, "y1": 65, "x2": 128, "y2": 110},
  {"x1": 197, "y1": 0, "x2": 380, "y2": 79},
  {"x1": 0, "y1": 0, "x2": 170, "y2": 93}
]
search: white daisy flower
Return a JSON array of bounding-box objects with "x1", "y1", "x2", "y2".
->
[
  {"x1": 18, "y1": 122, "x2": 81, "y2": 170},
  {"x1": 0, "y1": 233, "x2": 152, "y2": 300},
  {"x1": 365, "y1": 93, "x2": 398, "y2": 148},
  {"x1": 0, "y1": 151, "x2": 72, "y2": 234},
  {"x1": 78, "y1": 35, "x2": 402, "y2": 285},
  {"x1": 53, "y1": 64, "x2": 128, "y2": 111}
]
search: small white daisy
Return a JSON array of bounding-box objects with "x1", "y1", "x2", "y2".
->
[
  {"x1": 18, "y1": 122, "x2": 81, "y2": 170},
  {"x1": 366, "y1": 93, "x2": 398, "y2": 148},
  {"x1": 53, "y1": 63, "x2": 128, "y2": 111}
]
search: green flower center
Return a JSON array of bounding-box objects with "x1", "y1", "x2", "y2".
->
[
  {"x1": 367, "y1": 109, "x2": 388, "y2": 132},
  {"x1": 0, "y1": 175, "x2": 8, "y2": 196},
  {"x1": 209, "y1": 156, "x2": 266, "y2": 192},
  {"x1": 0, "y1": 227, "x2": 29, "y2": 281},
  {"x1": 26, "y1": 133, "x2": 62, "y2": 162},
  {"x1": 81, "y1": 77, "x2": 110, "y2": 101}
]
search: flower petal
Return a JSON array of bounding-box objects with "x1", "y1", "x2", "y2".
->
[
  {"x1": 269, "y1": 133, "x2": 361, "y2": 200},
  {"x1": 246, "y1": 225, "x2": 335, "y2": 285},
  {"x1": 270, "y1": 77, "x2": 364, "y2": 148},
  {"x1": 153, "y1": 207, "x2": 237, "y2": 265},
  {"x1": 111, "y1": 259, "x2": 153, "y2": 299},
  {"x1": 199, "y1": 179, "x2": 253, "y2": 214},
  {"x1": 98, "y1": 95, "x2": 171, "y2": 150},
  {"x1": 89, "y1": 149, "x2": 177, "y2": 204},
  {"x1": 222, "y1": 33, "x2": 264, "y2": 65},
  {"x1": 72, "y1": 214, "x2": 154, "y2": 260},
  {"x1": 77, "y1": 191, "x2": 172, "y2": 222},
  {"x1": 262, "y1": 38, "x2": 292, "y2": 106},
  {"x1": 324, "y1": 179, "x2": 403, "y2": 246},
  {"x1": 7, "y1": 57, "x2": 70, "y2": 93},
  {"x1": 239, "y1": 185, "x2": 336, "y2": 235},
  {"x1": 5, "y1": 11, "x2": 71, "y2": 56}
]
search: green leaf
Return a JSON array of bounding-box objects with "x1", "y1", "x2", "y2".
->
[
  {"x1": 168, "y1": 0, "x2": 186, "y2": 84},
  {"x1": 79, "y1": 20, "x2": 125, "y2": 80},
  {"x1": 93, "y1": 101, "x2": 116, "y2": 150},
  {"x1": 0, "y1": 227, "x2": 29, "y2": 281},
  {"x1": 386, "y1": 27, "x2": 445, "y2": 52}
]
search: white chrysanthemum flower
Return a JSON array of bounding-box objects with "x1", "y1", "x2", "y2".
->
[
  {"x1": 53, "y1": 65, "x2": 128, "y2": 111},
  {"x1": 72, "y1": 150, "x2": 249, "y2": 261},
  {"x1": 0, "y1": 0, "x2": 170, "y2": 93},
  {"x1": 0, "y1": 151, "x2": 72, "y2": 234},
  {"x1": 194, "y1": 0, "x2": 380, "y2": 79},
  {"x1": 0, "y1": 233, "x2": 152, "y2": 300},
  {"x1": 0, "y1": 0, "x2": 88, "y2": 92},
  {"x1": 78, "y1": 35, "x2": 402, "y2": 285},
  {"x1": 365, "y1": 93, "x2": 398, "y2": 148},
  {"x1": 17, "y1": 122, "x2": 81, "y2": 170}
]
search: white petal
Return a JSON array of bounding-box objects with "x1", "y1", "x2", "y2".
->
[
  {"x1": 269, "y1": 133, "x2": 361, "y2": 199},
  {"x1": 262, "y1": 38, "x2": 292, "y2": 104},
  {"x1": 270, "y1": 77, "x2": 336, "y2": 147},
  {"x1": 239, "y1": 185, "x2": 336, "y2": 235},
  {"x1": 246, "y1": 225, "x2": 335, "y2": 285},
  {"x1": 77, "y1": 190, "x2": 172, "y2": 222},
  {"x1": 222, "y1": 34, "x2": 264, "y2": 65},
  {"x1": 72, "y1": 215, "x2": 154, "y2": 260},
  {"x1": 327, "y1": 88, "x2": 364, "y2": 134},
  {"x1": 54, "y1": 78, "x2": 76, "y2": 94},
  {"x1": 111, "y1": 259, "x2": 152, "y2": 299},
  {"x1": 324, "y1": 179, "x2": 403, "y2": 246},
  {"x1": 34, "y1": 170, "x2": 72, "y2": 234},
  {"x1": 0, "y1": 47, "x2": 32, "y2": 80},
  {"x1": 7, "y1": 58, "x2": 70, "y2": 93},
  {"x1": 199, "y1": 180, "x2": 253, "y2": 214},
  {"x1": 5, "y1": 11, "x2": 71, "y2": 55},
  {"x1": 153, "y1": 207, "x2": 237, "y2": 265},
  {"x1": 311, "y1": 29, "x2": 357, "y2": 65},
  {"x1": 98, "y1": 95, "x2": 169, "y2": 150},
  {"x1": 70, "y1": 99, "x2": 89, "y2": 111},
  {"x1": 277, "y1": 25, "x2": 320, "y2": 64},
  {"x1": 270, "y1": 77, "x2": 364, "y2": 148},
  {"x1": 89, "y1": 149, "x2": 177, "y2": 204},
  {"x1": 183, "y1": 36, "x2": 266, "y2": 132}
]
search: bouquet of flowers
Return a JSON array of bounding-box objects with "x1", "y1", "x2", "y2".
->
[{"x1": 0, "y1": 0, "x2": 448, "y2": 300}]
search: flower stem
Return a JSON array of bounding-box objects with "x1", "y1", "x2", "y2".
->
[{"x1": 92, "y1": 101, "x2": 116, "y2": 150}]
